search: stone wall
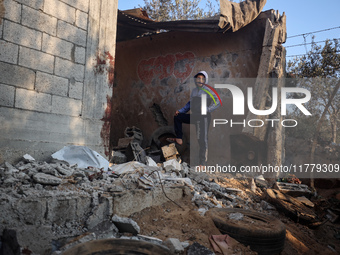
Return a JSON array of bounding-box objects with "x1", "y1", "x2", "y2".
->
[{"x1": 0, "y1": 0, "x2": 118, "y2": 163}]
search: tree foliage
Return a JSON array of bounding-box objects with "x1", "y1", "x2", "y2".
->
[
  {"x1": 140, "y1": 0, "x2": 221, "y2": 21},
  {"x1": 287, "y1": 38, "x2": 340, "y2": 143}
]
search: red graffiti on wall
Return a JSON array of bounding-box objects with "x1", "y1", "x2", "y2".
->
[
  {"x1": 137, "y1": 51, "x2": 196, "y2": 84},
  {"x1": 94, "y1": 51, "x2": 115, "y2": 88},
  {"x1": 100, "y1": 95, "x2": 112, "y2": 157}
]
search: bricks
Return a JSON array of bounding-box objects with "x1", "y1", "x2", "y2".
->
[
  {"x1": 0, "y1": 62, "x2": 35, "y2": 89},
  {"x1": 60, "y1": 0, "x2": 89, "y2": 13},
  {"x1": 57, "y1": 20, "x2": 86, "y2": 46},
  {"x1": 0, "y1": 40, "x2": 19, "y2": 64},
  {"x1": 19, "y1": 47, "x2": 54, "y2": 74},
  {"x1": 55, "y1": 57, "x2": 84, "y2": 81},
  {"x1": 15, "y1": 88, "x2": 52, "y2": 113},
  {"x1": 3, "y1": 20, "x2": 42, "y2": 50},
  {"x1": 52, "y1": 95, "x2": 82, "y2": 116},
  {"x1": 74, "y1": 46, "x2": 86, "y2": 64},
  {"x1": 36, "y1": 72, "x2": 69, "y2": 96},
  {"x1": 42, "y1": 33, "x2": 73, "y2": 60},
  {"x1": 76, "y1": 10, "x2": 88, "y2": 30},
  {"x1": 22, "y1": 5, "x2": 57, "y2": 36},
  {"x1": 15, "y1": 0, "x2": 44, "y2": 10},
  {"x1": 44, "y1": 0, "x2": 76, "y2": 24},
  {"x1": 69, "y1": 81, "x2": 83, "y2": 99},
  {"x1": 0, "y1": 84, "x2": 15, "y2": 107},
  {"x1": 3, "y1": 0, "x2": 21, "y2": 23}
]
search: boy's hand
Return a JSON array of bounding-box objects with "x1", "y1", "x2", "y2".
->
[{"x1": 175, "y1": 110, "x2": 180, "y2": 116}]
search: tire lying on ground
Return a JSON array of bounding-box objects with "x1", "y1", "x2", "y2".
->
[
  {"x1": 61, "y1": 239, "x2": 172, "y2": 255},
  {"x1": 207, "y1": 208, "x2": 286, "y2": 255}
]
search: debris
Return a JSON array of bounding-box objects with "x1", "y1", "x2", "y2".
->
[
  {"x1": 163, "y1": 158, "x2": 182, "y2": 171},
  {"x1": 295, "y1": 196, "x2": 314, "y2": 208},
  {"x1": 326, "y1": 209, "x2": 339, "y2": 223},
  {"x1": 111, "y1": 151, "x2": 127, "y2": 164},
  {"x1": 274, "y1": 181, "x2": 312, "y2": 197},
  {"x1": 146, "y1": 156, "x2": 158, "y2": 167},
  {"x1": 138, "y1": 175, "x2": 154, "y2": 190},
  {"x1": 51, "y1": 146, "x2": 110, "y2": 170},
  {"x1": 112, "y1": 215, "x2": 140, "y2": 235},
  {"x1": 250, "y1": 178, "x2": 256, "y2": 192},
  {"x1": 111, "y1": 161, "x2": 160, "y2": 176},
  {"x1": 124, "y1": 126, "x2": 143, "y2": 145},
  {"x1": 187, "y1": 242, "x2": 215, "y2": 255},
  {"x1": 1, "y1": 229, "x2": 21, "y2": 255},
  {"x1": 254, "y1": 175, "x2": 268, "y2": 188},
  {"x1": 164, "y1": 238, "x2": 184, "y2": 254},
  {"x1": 23, "y1": 154, "x2": 35, "y2": 163},
  {"x1": 33, "y1": 173, "x2": 62, "y2": 186},
  {"x1": 228, "y1": 212, "x2": 244, "y2": 221},
  {"x1": 161, "y1": 143, "x2": 179, "y2": 161},
  {"x1": 126, "y1": 142, "x2": 147, "y2": 164}
]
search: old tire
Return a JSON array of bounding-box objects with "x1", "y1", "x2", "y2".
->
[
  {"x1": 150, "y1": 126, "x2": 187, "y2": 153},
  {"x1": 207, "y1": 208, "x2": 286, "y2": 255},
  {"x1": 61, "y1": 238, "x2": 172, "y2": 255}
]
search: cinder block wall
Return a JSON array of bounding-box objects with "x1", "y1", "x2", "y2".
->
[{"x1": 0, "y1": 0, "x2": 118, "y2": 162}]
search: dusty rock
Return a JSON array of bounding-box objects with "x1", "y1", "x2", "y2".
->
[
  {"x1": 164, "y1": 238, "x2": 184, "y2": 253},
  {"x1": 33, "y1": 173, "x2": 62, "y2": 185},
  {"x1": 112, "y1": 215, "x2": 140, "y2": 235}
]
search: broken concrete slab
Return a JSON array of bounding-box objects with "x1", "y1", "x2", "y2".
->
[
  {"x1": 33, "y1": 173, "x2": 62, "y2": 185},
  {"x1": 163, "y1": 158, "x2": 182, "y2": 171},
  {"x1": 112, "y1": 214, "x2": 140, "y2": 235}
]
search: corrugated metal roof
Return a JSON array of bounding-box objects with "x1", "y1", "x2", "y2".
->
[{"x1": 117, "y1": 0, "x2": 267, "y2": 41}]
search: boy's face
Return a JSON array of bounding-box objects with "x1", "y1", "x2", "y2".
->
[{"x1": 195, "y1": 74, "x2": 205, "y2": 87}]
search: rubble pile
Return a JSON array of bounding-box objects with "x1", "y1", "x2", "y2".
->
[{"x1": 1, "y1": 141, "x2": 340, "y2": 254}]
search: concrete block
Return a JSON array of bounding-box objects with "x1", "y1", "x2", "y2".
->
[
  {"x1": 42, "y1": 33, "x2": 73, "y2": 60},
  {"x1": 19, "y1": 46, "x2": 54, "y2": 74},
  {"x1": 86, "y1": 195, "x2": 113, "y2": 230},
  {"x1": 76, "y1": 196, "x2": 92, "y2": 218},
  {"x1": 47, "y1": 197, "x2": 77, "y2": 224},
  {"x1": 15, "y1": 0, "x2": 43, "y2": 10},
  {"x1": 161, "y1": 143, "x2": 179, "y2": 160},
  {"x1": 3, "y1": 0, "x2": 21, "y2": 23},
  {"x1": 52, "y1": 95, "x2": 82, "y2": 116},
  {"x1": 0, "y1": 40, "x2": 18, "y2": 64},
  {"x1": 3, "y1": 20, "x2": 42, "y2": 50},
  {"x1": 16, "y1": 199, "x2": 47, "y2": 224},
  {"x1": 75, "y1": 46, "x2": 86, "y2": 64},
  {"x1": 16, "y1": 225, "x2": 54, "y2": 255},
  {"x1": 36, "y1": 71, "x2": 69, "y2": 96},
  {"x1": 15, "y1": 88, "x2": 52, "y2": 112},
  {"x1": 111, "y1": 215, "x2": 140, "y2": 235},
  {"x1": 22, "y1": 5, "x2": 57, "y2": 36},
  {"x1": 60, "y1": 0, "x2": 89, "y2": 13},
  {"x1": 57, "y1": 20, "x2": 86, "y2": 46},
  {"x1": 55, "y1": 57, "x2": 85, "y2": 81},
  {"x1": 69, "y1": 81, "x2": 83, "y2": 99},
  {"x1": 44, "y1": 0, "x2": 76, "y2": 24},
  {"x1": 0, "y1": 84, "x2": 15, "y2": 107},
  {"x1": 76, "y1": 9, "x2": 88, "y2": 30},
  {"x1": 0, "y1": 62, "x2": 35, "y2": 89}
]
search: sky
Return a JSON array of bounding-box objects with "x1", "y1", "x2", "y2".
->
[{"x1": 117, "y1": 0, "x2": 340, "y2": 60}]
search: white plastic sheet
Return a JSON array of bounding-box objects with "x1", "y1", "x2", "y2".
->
[{"x1": 51, "y1": 145, "x2": 110, "y2": 170}]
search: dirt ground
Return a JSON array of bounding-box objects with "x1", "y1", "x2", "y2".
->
[{"x1": 131, "y1": 179, "x2": 340, "y2": 255}]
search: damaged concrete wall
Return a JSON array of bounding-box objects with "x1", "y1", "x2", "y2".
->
[
  {"x1": 112, "y1": 11, "x2": 272, "y2": 163},
  {"x1": 0, "y1": 0, "x2": 118, "y2": 163}
]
